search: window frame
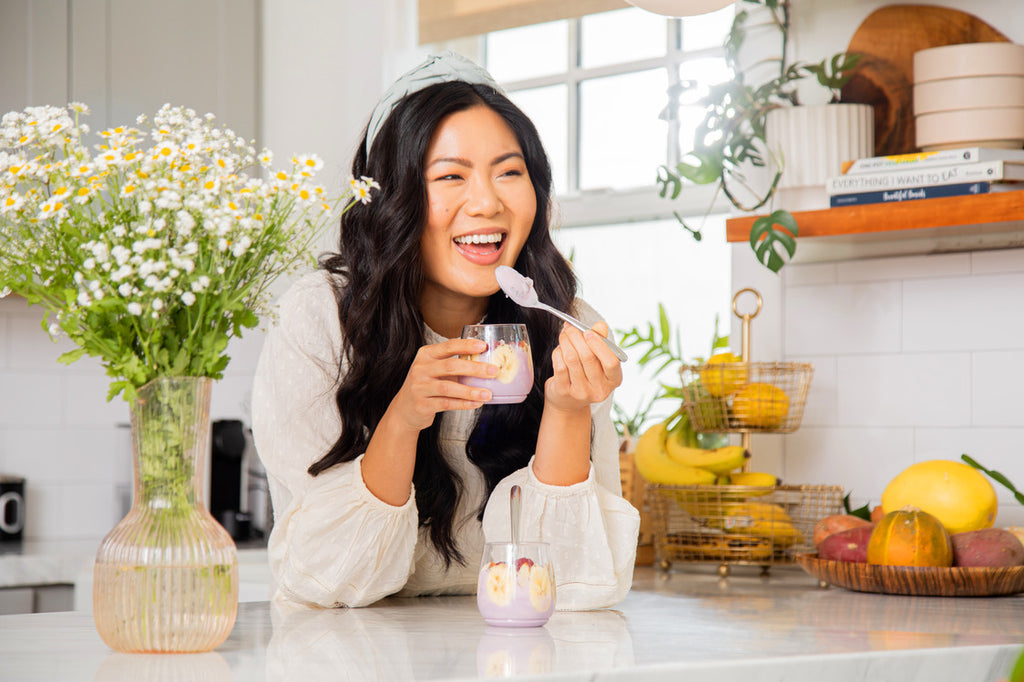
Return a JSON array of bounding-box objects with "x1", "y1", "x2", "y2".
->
[{"x1": 480, "y1": 11, "x2": 733, "y2": 229}]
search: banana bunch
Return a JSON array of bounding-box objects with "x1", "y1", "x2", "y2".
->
[
  {"x1": 712, "y1": 502, "x2": 803, "y2": 547},
  {"x1": 634, "y1": 418, "x2": 717, "y2": 485},
  {"x1": 634, "y1": 411, "x2": 778, "y2": 487}
]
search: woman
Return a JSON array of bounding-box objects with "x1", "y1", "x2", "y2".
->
[{"x1": 252, "y1": 53, "x2": 639, "y2": 609}]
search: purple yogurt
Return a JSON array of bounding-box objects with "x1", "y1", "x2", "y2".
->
[{"x1": 459, "y1": 324, "x2": 533, "y2": 404}]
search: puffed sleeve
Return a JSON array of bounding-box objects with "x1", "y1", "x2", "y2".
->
[
  {"x1": 251, "y1": 271, "x2": 420, "y2": 608},
  {"x1": 480, "y1": 300, "x2": 640, "y2": 610}
]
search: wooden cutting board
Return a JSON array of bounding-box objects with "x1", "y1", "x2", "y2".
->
[{"x1": 839, "y1": 5, "x2": 1011, "y2": 156}]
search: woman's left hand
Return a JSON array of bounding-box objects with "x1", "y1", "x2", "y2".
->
[{"x1": 544, "y1": 321, "x2": 623, "y2": 413}]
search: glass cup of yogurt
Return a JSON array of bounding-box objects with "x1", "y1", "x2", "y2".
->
[
  {"x1": 459, "y1": 324, "x2": 533, "y2": 404},
  {"x1": 477, "y1": 542, "x2": 555, "y2": 628}
]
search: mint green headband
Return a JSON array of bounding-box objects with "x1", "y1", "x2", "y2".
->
[{"x1": 365, "y1": 51, "x2": 504, "y2": 157}]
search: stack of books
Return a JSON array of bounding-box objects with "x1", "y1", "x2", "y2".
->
[{"x1": 826, "y1": 147, "x2": 1024, "y2": 208}]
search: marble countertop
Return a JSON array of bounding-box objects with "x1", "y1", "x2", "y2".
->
[
  {"x1": 0, "y1": 539, "x2": 273, "y2": 610},
  {"x1": 0, "y1": 564, "x2": 1021, "y2": 682}
]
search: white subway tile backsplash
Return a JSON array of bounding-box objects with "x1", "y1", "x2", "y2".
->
[
  {"x1": 23, "y1": 484, "x2": 64, "y2": 540},
  {"x1": 212, "y1": 374, "x2": 256, "y2": 422},
  {"x1": 972, "y1": 247, "x2": 1024, "y2": 275},
  {"x1": 58, "y1": 483, "x2": 121, "y2": 538},
  {"x1": 836, "y1": 252, "x2": 970, "y2": 283},
  {"x1": 63, "y1": 374, "x2": 131, "y2": 427},
  {"x1": 2, "y1": 427, "x2": 128, "y2": 484},
  {"x1": 903, "y1": 272, "x2": 1024, "y2": 351},
  {"x1": 913, "y1": 427, "x2": 1024, "y2": 507},
  {"x1": 0, "y1": 316, "x2": 7, "y2": 368},
  {"x1": 6, "y1": 314, "x2": 84, "y2": 371},
  {"x1": 224, "y1": 330, "x2": 267, "y2": 376},
  {"x1": 784, "y1": 281, "x2": 901, "y2": 356},
  {"x1": 783, "y1": 261, "x2": 837, "y2": 287},
  {"x1": 837, "y1": 353, "x2": 971, "y2": 427},
  {"x1": 0, "y1": 372, "x2": 64, "y2": 427},
  {"x1": 997, "y1": 504, "x2": 1024, "y2": 528},
  {"x1": 797, "y1": 357, "x2": 837, "y2": 426},
  {"x1": 785, "y1": 426, "x2": 915, "y2": 506},
  {"x1": 972, "y1": 351, "x2": 1024, "y2": 427}
]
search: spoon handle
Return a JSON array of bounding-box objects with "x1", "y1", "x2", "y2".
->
[
  {"x1": 538, "y1": 302, "x2": 629, "y2": 362},
  {"x1": 510, "y1": 485, "x2": 521, "y2": 545}
]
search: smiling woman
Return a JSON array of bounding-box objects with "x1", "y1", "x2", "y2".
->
[
  {"x1": 250, "y1": 52, "x2": 640, "y2": 612},
  {"x1": 420, "y1": 104, "x2": 536, "y2": 326}
]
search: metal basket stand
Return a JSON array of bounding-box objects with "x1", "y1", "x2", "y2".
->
[{"x1": 649, "y1": 288, "x2": 839, "y2": 576}]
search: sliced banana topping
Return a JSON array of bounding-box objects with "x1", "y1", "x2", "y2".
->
[{"x1": 491, "y1": 342, "x2": 522, "y2": 383}]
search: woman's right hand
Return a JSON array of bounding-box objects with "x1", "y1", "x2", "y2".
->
[
  {"x1": 363, "y1": 338, "x2": 497, "y2": 505},
  {"x1": 388, "y1": 338, "x2": 498, "y2": 433}
]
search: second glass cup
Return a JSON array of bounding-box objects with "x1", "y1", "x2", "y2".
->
[
  {"x1": 459, "y1": 324, "x2": 533, "y2": 404},
  {"x1": 477, "y1": 542, "x2": 555, "y2": 628}
]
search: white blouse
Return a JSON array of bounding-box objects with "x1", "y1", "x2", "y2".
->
[{"x1": 251, "y1": 270, "x2": 640, "y2": 610}]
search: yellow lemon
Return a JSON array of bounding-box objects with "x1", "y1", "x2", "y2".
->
[
  {"x1": 699, "y1": 352, "x2": 747, "y2": 397},
  {"x1": 732, "y1": 383, "x2": 789, "y2": 428},
  {"x1": 881, "y1": 460, "x2": 997, "y2": 534}
]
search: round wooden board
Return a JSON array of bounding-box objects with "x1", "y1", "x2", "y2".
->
[
  {"x1": 839, "y1": 5, "x2": 1010, "y2": 156},
  {"x1": 795, "y1": 553, "x2": 1024, "y2": 597}
]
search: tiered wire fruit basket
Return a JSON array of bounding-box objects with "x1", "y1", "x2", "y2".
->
[{"x1": 647, "y1": 288, "x2": 842, "y2": 576}]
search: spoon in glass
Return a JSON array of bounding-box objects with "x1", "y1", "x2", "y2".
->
[
  {"x1": 510, "y1": 484, "x2": 521, "y2": 547},
  {"x1": 495, "y1": 265, "x2": 628, "y2": 362}
]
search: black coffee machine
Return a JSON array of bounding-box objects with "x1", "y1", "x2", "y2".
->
[{"x1": 210, "y1": 419, "x2": 257, "y2": 542}]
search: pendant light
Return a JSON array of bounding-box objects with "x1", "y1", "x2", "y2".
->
[{"x1": 625, "y1": 0, "x2": 734, "y2": 16}]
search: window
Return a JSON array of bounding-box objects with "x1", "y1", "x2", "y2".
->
[{"x1": 479, "y1": 7, "x2": 737, "y2": 421}]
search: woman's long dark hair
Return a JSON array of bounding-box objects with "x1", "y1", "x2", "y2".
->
[{"x1": 309, "y1": 81, "x2": 577, "y2": 566}]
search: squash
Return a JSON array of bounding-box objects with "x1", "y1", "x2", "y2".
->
[
  {"x1": 866, "y1": 507, "x2": 953, "y2": 567},
  {"x1": 881, "y1": 459, "x2": 996, "y2": 534}
]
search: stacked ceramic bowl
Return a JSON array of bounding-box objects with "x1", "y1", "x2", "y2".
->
[{"x1": 913, "y1": 42, "x2": 1024, "y2": 151}]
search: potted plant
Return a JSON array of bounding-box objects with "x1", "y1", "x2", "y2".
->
[{"x1": 658, "y1": 0, "x2": 864, "y2": 272}]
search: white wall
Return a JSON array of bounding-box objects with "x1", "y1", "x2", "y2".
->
[{"x1": 731, "y1": 0, "x2": 1024, "y2": 526}]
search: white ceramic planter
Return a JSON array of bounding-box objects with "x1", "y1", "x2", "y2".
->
[{"x1": 765, "y1": 103, "x2": 874, "y2": 210}]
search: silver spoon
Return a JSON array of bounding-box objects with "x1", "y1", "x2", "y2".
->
[
  {"x1": 495, "y1": 265, "x2": 628, "y2": 362},
  {"x1": 510, "y1": 484, "x2": 521, "y2": 546}
]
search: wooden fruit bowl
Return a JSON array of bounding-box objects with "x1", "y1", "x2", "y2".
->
[{"x1": 796, "y1": 553, "x2": 1024, "y2": 597}]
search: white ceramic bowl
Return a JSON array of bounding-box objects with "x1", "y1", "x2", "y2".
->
[
  {"x1": 914, "y1": 42, "x2": 1024, "y2": 83},
  {"x1": 914, "y1": 76, "x2": 1024, "y2": 114},
  {"x1": 916, "y1": 107, "x2": 1024, "y2": 151}
]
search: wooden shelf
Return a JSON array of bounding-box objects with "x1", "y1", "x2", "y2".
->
[{"x1": 725, "y1": 191, "x2": 1024, "y2": 243}]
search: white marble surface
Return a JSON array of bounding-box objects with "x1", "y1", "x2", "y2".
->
[
  {"x1": 0, "y1": 540, "x2": 274, "y2": 610},
  {"x1": 0, "y1": 564, "x2": 1021, "y2": 681},
  {"x1": 0, "y1": 540, "x2": 100, "y2": 589}
]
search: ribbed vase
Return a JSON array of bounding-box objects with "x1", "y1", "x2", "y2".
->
[
  {"x1": 765, "y1": 103, "x2": 875, "y2": 210},
  {"x1": 93, "y1": 376, "x2": 238, "y2": 653}
]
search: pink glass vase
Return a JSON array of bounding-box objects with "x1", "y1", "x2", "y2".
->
[{"x1": 93, "y1": 376, "x2": 238, "y2": 653}]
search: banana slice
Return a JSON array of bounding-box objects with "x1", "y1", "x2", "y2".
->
[
  {"x1": 485, "y1": 562, "x2": 513, "y2": 606},
  {"x1": 528, "y1": 565, "x2": 553, "y2": 612},
  {"x1": 491, "y1": 342, "x2": 522, "y2": 384}
]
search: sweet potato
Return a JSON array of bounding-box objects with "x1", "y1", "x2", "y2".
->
[
  {"x1": 950, "y1": 528, "x2": 1024, "y2": 567},
  {"x1": 817, "y1": 524, "x2": 875, "y2": 563},
  {"x1": 813, "y1": 514, "x2": 873, "y2": 546}
]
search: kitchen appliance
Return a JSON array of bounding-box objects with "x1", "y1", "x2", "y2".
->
[
  {"x1": 210, "y1": 419, "x2": 267, "y2": 542},
  {"x1": 0, "y1": 476, "x2": 25, "y2": 542}
]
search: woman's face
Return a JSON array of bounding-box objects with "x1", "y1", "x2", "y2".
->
[{"x1": 419, "y1": 104, "x2": 536, "y2": 311}]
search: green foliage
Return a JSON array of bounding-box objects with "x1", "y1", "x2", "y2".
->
[
  {"x1": 962, "y1": 454, "x2": 1024, "y2": 506},
  {"x1": 658, "y1": 0, "x2": 861, "y2": 273},
  {"x1": 842, "y1": 492, "x2": 872, "y2": 521},
  {"x1": 614, "y1": 303, "x2": 729, "y2": 435},
  {"x1": 0, "y1": 103, "x2": 373, "y2": 402}
]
